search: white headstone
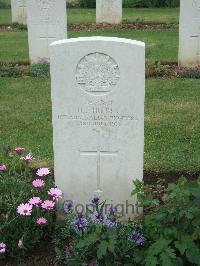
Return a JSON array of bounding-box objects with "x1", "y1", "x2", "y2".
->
[
  {"x1": 27, "y1": 0, "x2": 67, "y2": 64},
  {"x1": 179, "y1": 0, "x2": 200, "y2": 66},
  {"x1": 11, "y1": 0, "x2": 27, "y2": 25},
  {"x1": 50, "y1": 37, "x2": 145, "y2": 217},
  {"x1": 96, "y1": 0, "x2": 122, "y2": 24}
]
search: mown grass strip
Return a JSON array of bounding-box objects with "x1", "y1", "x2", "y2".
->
[{"x1": 0, "y1": 77, "x2": 199, "y2": 173}]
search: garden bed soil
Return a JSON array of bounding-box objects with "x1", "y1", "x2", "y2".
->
[
  {"x1": 68, "y1": 22, "x2": 178, "y2": 31},
  {"x1": 144, "y1": 170, "x2": 200, "y2": 184},
  {"x1": 0, "y1": 242, "x2": 56, "y2": 266},
  {"x1": 0, "y1": 22, "x2": 178, "y2": 32}
]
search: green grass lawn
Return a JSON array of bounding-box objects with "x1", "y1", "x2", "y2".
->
[
  {"x1": 0, "y1": 77, "x2": 199, "y2": 173},
  {"x1": 0, "y1": 29, "x2": 178, "y2": 63},
  {"x1": 0, "y1": 31, "x2": 29, "y2": 62},
  {"x1": 0, "y1": 9, "x2": 11, "y2": 25},
  {"x1": 0, "y1": 8, "x2": 179, "y2": 25},
  {"x1": 122, "y1": 8, "x2": 179, "y2": 24},
  {"x1": 68, "y1": 8, "x2": 179, "y2": 24}
]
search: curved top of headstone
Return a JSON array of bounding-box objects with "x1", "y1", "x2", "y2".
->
[{"x1": 50, "y1": 36, "x2": 145, "y2": 48}]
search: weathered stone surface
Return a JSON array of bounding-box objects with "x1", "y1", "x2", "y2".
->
[
  {"x1": 96, "y1": 0, "x2": 122, "y2": 24},
  {"x1": 27, "y1": 0, "x2": 67, "y2": 63},
  {"x1": 50, "y1": 37, "x2": 145, "y2": 217},
  {"x1": 179, "y1": 0, "x2": 200, "y2": 66}
]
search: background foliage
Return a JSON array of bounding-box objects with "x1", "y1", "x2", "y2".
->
[
  {"x1": 78, "y1": 0, "x2": 180, "y2": 8},
  {"x1": 0, "y1": 0, "x2": 179, "y2": 9}
]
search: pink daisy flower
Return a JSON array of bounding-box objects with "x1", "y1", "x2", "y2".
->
[
  {"x1": 29, "y1": 197, "x2": 42, "y2": 206},
  {"x1": 37, "y1": 217, "x2": 47, "y2": 225},
  {"x1": 48, "y1": 188, "x2": 63, "y2": 201},
  {"x1": 0, "y1": 242, "x2": 6, "y2": 254},
  {"x1": 15, "y1": 147, "x2": 25, "y2": 154},
  {"x1": 20, "y1": 153, "x2": 33, "y2": 163},
  {"x1": 0, "y1": 165, "x2": 6, "y2": 171},
  {"x1": 41, "y1": 200, "x2": 55, "y2": 210},
  {"x1": 17, "y1": 203, "x2": 32, "y2": 216},
  {"x1": 36, "y1": 168, "x2": 50, "y2": 177},
  {"x1": 32, "y1": 179, "x2": 45, "y2": 188}
]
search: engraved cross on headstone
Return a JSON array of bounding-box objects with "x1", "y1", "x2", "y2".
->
[
  {"x1": 40, "y1": 27, "x2": 56, "y2": 55},
  {"x1": 18, "y1": 0, "x2": 26, "y2": 18},
  {"x1": 191, "y1": 23, "x2": 200, "y2": 60},
  {"x1": 79, "y1": 130, "x2": 118, "y2": 193}
]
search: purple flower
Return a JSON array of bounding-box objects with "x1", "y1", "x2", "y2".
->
[
  {"x1": 72, "y1": 213, "x2": 89, "y2": 233},
  {"x1": 91, "y1": 196, "x2": 100, "y2": 206},
  {"x1": 108, "y1": 206, "x2": 117, "y2": 215},
  {"x1": 104, "y1": 217, "x2": 117, "y2": 228},
  {"x1": 129, "y1": 230, "x2": 145, "y2": 245},
  {"x1": 63, "y1": 200, "x2": 74, "y2": 214},
  {"x1": 91, "y1": 211, "x2": 106, "y2": 224}
]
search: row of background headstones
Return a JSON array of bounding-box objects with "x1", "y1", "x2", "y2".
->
[
  {"x1": 11, "y1": 0, "x2": 200, "y2": 66},
  {"x1": 11, "y1": 0, "x2": 122, "y2": 25}
]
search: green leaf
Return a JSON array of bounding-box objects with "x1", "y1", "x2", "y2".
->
[
  {"x1": 148, "y1": 238, "x2": 171, "y2": 255},
  {"x1": 145, "y1": 255, "x2": 158, "y2": 266},
  {"x1": 107, "y1": 239, "x2": 115, "y2": 254},
  {"x1": 97, "y1": 240, "x2": 108, "y2": 259},
  {"x1": 133, "y1": 250, "x2": 145, "y2": 263},
  {"x1": 175, "y1": 239, "x2": 187, "y2": 255},
  {"x1": 76, "y1": 232, "x2": 98, "y2": 248},
  {"x1": 160, "y1": 252, "x2": 173, "y2": 266},
  {"x1": 186, "y1": 241, "x2": 200, "y2": 264}
]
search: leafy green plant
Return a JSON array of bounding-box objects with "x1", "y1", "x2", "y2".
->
[
  {"x1": 0, "y1": 0, "x2": 10, "y2": 9},
  {"x1": 123, "y1": 0, "x2": 179, "y2": 8},
  {"x1": 28, "y1": 61, "x2": 50, "y2": 78},
  {"x1": 54, "y1": 197, "x2": 145, "y2": 265},
  {"x1": 11, "y1": 22, "x2": 27, "y2": 31},
  {"x1": 78, "y1": 0, "x2": 96, "y2": 8},
  {"x1": 54, "y1": 177, "x2": 200, "y2": 265},
  {"x1": 76, "y1": 0, "x2": 179, "y2": 8},
  {"x1": 132, "y1": 177, "x2": 200, "y2": 265}
]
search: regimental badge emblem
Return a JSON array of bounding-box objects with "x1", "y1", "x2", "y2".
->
[{"x1": 76, "y1": 53, "x2": 120, "y2": 96}]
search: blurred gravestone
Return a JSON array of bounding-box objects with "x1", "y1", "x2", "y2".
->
[
  {"x1": 179, "y1": 0, "x2": 200, "y2": 66},
  {"x1": 96, "y1": 0, "x2": 122, "y2": 24},
  {"x1": 11, "y1": 0, "x2": 27, "y2": 25},
  {"x1": 27, "y1": 0, "x2": 67, "y2": 63}
]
